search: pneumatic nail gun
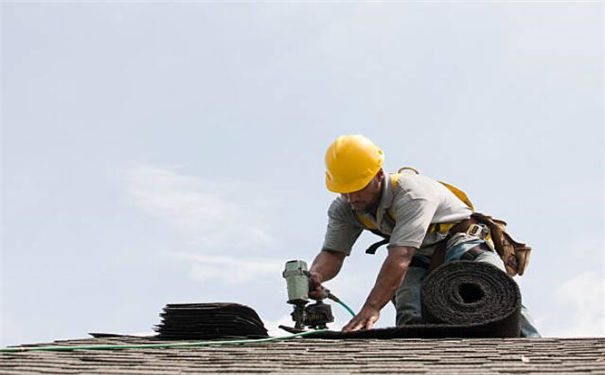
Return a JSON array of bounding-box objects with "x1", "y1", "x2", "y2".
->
[{"x1": 279, "y1": 260, "x2": 334, "y2": 333}]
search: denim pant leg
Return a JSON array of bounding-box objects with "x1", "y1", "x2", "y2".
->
[
  {"x1": 394, "y1": 266, "x2": 428, "y2": 326},
  {"x1": 473, "y1": 250, "x2": 541, "y2": 338}
]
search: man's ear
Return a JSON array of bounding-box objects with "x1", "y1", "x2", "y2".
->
[{"x1": 376, "y1": 168, "x2": 385, "y2": 181}]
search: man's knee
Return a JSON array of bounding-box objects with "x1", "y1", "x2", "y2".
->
[{"x1": 474, "y1": 250, "x2": 506, "y2": 272}]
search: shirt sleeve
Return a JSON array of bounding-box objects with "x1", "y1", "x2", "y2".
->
[
  {"x1": 387, "y1": 191, "x2": 439, "y2": 249},
  {"x1": 321, "y1": 199, "x2": 363, "y2": 256}
]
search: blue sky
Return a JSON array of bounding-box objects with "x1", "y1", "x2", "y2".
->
[{"x1": 1, "y1": 2, "x2": 603, "y2": 346}]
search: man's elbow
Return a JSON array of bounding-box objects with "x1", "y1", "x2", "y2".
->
[{"x1": 386, "y1": 246, "x2": 416, "y2": 267}]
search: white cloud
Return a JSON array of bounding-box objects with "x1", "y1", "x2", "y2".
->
[
  {"x1": 124, "y1": 165, "x2": 275, "y2": 249},
  {"x1": 168, "y1": 251, "x2": 284, "y2": 284},
  {"x1": 551, "y1": 272, "x2": 605, "y2": 337}
]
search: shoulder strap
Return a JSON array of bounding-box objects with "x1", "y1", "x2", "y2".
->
[
  {"x1": 396, "y1": 166, "x2": 474, "y2": 210},
  {"x1": 438, "y1": 181, "x2": 474, "y2": 210}
]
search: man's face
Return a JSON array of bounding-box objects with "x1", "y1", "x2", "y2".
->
[{"x1": 342, "y1": 171, "x2": 384, "y2": 213}]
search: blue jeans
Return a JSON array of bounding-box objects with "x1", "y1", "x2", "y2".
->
[{"x1": 394, "y1": 239, "x2": 541, "y2": 338}]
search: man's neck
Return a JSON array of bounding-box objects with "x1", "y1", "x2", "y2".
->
[{"x1": 365, "y1": 180, "x2": 384, "y2": 217}]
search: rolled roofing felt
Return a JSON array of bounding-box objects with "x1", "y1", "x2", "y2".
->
[
  {"x1": 155, "y1": 303, "x2": 269, "y2": 340},
  {"x1": 313, "y1": 261, "x2": 522, "y2": 339}
]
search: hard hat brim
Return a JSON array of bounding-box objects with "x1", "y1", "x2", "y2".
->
[{"x1": 325, "y1": 172, "x2": 376, "y2": 194}]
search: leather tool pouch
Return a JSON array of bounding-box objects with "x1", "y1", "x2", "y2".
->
[{"x1": 471, "y1": 213, "x2": 531, "y2": 276}]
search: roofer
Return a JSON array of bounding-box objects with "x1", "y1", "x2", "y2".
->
[{"x1": 309, "y1": 134, "x2": 540, "y2": 337}]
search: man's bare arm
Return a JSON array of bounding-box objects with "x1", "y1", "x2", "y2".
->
[
  {"x1": 342, "y1": 246, "x2": 415, "y2": 332},
  {"x1": 308, "y1": 250, "x2": 346, "y2": 299}
]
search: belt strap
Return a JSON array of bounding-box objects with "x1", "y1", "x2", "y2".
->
[{"x1": 429, "y1": 241, "x2": 447, "y2": 272}]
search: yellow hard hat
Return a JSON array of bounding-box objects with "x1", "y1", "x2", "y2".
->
[{"x1": 324, "y1": 135, "x2": 384, "y2": 193}]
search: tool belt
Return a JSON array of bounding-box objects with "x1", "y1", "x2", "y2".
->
[
  {"x1": 429, "y1": 213, "x2": 531, "y2": 276},
  {"x1": 471, "y1": 212, "x2": 531, "y2": 277}
]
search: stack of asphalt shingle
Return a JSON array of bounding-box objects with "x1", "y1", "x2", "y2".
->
[{"x1": 155, "y1": 303, "x2": 268, "y2": 340}]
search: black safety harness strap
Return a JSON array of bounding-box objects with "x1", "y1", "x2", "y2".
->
[
  {"x1": 365, "y1": 237, "x2": 390, "y2": 255},
  {"x1": 364, "y1": 210, "x2": 397, "y2": 255}
]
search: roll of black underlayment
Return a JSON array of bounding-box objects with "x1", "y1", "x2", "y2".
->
[
  {"x1": 155, "y1": 303, "x2": 269, "y2": 340},
  {"x1": 420, "y1": 261, "x2": 521, "y2": 337},
  {"x1": 311, "y1": 261, "x2": 522, "y2": 339}
]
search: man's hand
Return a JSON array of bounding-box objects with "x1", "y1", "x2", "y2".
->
[
  {"x1": 342, "y1": 305, "x2": 380, "y2": 332},
  {"x1": 308, "y1": 250, "x2": 346, "y2": 299},
  {"x1": 341, "y1": 246, "x2": 415, "y2": 332},
  {"x1": 308, "y1": 271, "x2": 326, "y2": 300}
]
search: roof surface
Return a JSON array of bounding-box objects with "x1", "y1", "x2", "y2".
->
[{"x1": 2, "y1": 336, "x2": 604, "y2": 374}]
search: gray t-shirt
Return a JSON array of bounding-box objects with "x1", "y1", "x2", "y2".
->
[{"x1": 321, "y1": 173, "x2": 472, "y2": 257}]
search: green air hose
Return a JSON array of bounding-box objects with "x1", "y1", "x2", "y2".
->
[
  {"x1": 0, "y1": 329, "x2": 328, "y2": 353},
  {"x1": 336, "y1": 299, "x2": 356, "y2": 317},
  {"x1": 328, "y1": 293, "x2": 356, "y2": 317}
]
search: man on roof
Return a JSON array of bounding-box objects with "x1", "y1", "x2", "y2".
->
[{"x1": 308, "y1": 134, "x2": 540, "y2": 337}]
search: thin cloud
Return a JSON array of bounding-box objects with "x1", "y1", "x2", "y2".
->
[
  {"x1": 552, "y1": 272, "x2": 605, "y2": 337},
  {"x1": 168, "y1": 251, "x2": 284, "y2": 284},
  {"x1": 124, "y1": 165, "x2": 275, "y2": 249}
]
